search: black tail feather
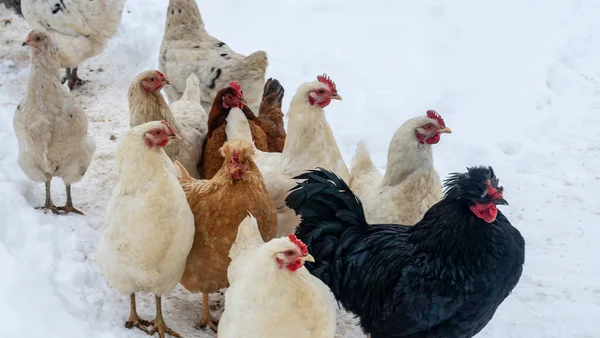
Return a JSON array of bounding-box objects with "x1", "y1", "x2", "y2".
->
[{"x1": 285, "y1": 168, "x2": 371, "y2": 293}]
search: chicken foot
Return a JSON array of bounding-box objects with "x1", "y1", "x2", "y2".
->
[
  {"x1": 149, "y1": 295, "x2": 181, "y2": 338},
  {"x1": 35, "y1": 180, "x2": 60, "y2": 214},
  {"x1": 61, "y1": 68, "x2": 86, "y2": 90},
  {"x1": 56, "y1": 184, "x2": 84, "y2": 215},
  {"x1": 195, "y1": 292, "x2": 219, "y2": 332},
  {"x1": 125, "y1": 293, "x2": 151, "y2": 334}
]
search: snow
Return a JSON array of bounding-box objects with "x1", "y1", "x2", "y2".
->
[{"x1": 0, "y1": 0, "x2": 599, "y2": 337}]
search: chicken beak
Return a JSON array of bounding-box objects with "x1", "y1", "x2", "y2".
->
[
  {"x1": 331, "y1": 94, "x2": 342, "y2": 101},
  {"x1": 163, "y1": 79, "x2": 171, "y2": 85},
  {"x1": 301, "y1": 254, "x2": 315, "y2": 263},
  {"x1": 438, "y1": 127, "x2": 452, "y2": 134},
  {"x1": 171, "y1": 134, "x2": 182, "y2": 141},
  {"x1": 22, "y1": 40, "x2": 34, "y2": 47},
  {"x1": 496, "y1": 198, "x2": 509, "y2": 206}
]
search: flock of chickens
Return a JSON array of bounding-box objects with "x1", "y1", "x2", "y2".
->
[{"x1": 6, "y1": 0, "x2": 526, "y2": 337}]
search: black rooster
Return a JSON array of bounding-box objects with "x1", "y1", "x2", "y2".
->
[{"x1": 286, "y1": 166, "x2": 525, "y2": 338}]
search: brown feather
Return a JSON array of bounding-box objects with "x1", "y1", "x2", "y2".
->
[{"x1": 179, "y1": 140, "x2": 278, "y2": 294}]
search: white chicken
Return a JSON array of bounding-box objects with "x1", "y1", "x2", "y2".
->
[
  {"x1": 225, "y1": 74, "x2": 348, "y2": 237},
  {"x1": 349, "y1": 110, "x2": 452, "y2": 225},
  {"x1": 96, "y1": 120, "x2": 194, "y2": 338},
  {"x1": 159, "y1": 0, "x2": 268, "y2": 113},
  {"x1": 218, "y1": 213, "x2": 337, "y2": 338},
  {"x1": 129, "y1": 70, "x2": 208, "y2": 178},
  {"x1": 21, "y1": 0, "x2": 126, "y2": 89},
  {"x1": 13, "y1": 30, "x2": 95, "y2": 215}
]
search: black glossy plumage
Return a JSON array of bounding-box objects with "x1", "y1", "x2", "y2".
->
[{"x1": 286, "y1": 167, "x2": 525, "y2": 338}]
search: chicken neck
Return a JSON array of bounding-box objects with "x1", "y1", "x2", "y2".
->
[
  {"x1": 381, "y1": 127, "x2": 434, "y2": 187},
  {"x1": 28, "y1": 48, "x2": 62, "y2": 98},
  {"x1": 125, "y1": 293, "x2": 151, "y2": 334},
  {"x1": 129, "y1": 85, "x2": 180, "y2": 134},
  {"x1": 282, "y1": 105, "x2": 346, "y2": 176}
]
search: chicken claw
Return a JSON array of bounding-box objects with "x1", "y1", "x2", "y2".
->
[
  {"x1": 125, "y1": 294, "x2": 151, "y2": 334},
  {"x1": 195, "y1": 292, "x2": 219, "y2": 332},
  {"x1": 56, "y1": 205, "x2": 85, "y2": 215},
  {"x1": 56, "y1": 184, "x2": 85, "y2": 215},
  {"x1": 36, "y1": 180, "x2": 60, "y2": 214},
  {"x1": 61, "y1": 67, "x2": 87, "y2": 90},
  {"x1": 35, "y1": 204, "x2": 61, "y2": 215},
  {"x1": 149, "y1": 295, "x2": 181, "y2": 338}
]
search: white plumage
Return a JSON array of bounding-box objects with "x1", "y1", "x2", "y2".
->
[
  {"x1": 167, "y1": 73, "x2": 209, "y2": 178},
  {"x1": 159, "y1": 0, "x2": 268, "y2": 113},
  {"x1": 228, "y1": 78, "x2": 348, "y2": 237},
  {"x1": 218, "y1": 214, "x2": 337, "y2": 338},
  {"x1": 349, "y1": 114, "x2": 451, "y2": 225},
  {"x1": 13, "y1": 30, "x2": 95, "y2": 214},
  {"x1": 97, "y1": 121, "x2": 194, "y2": 296}
]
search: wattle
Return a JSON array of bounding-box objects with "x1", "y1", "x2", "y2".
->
[{"x1": 470, "y1": 202, "x2": 498, "y2": 223}]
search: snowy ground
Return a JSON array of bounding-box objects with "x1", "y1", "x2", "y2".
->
[{"x1": 1, "y1": 0, "x2": 599, "y2": 337}]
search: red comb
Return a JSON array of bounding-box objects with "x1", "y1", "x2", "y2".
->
[
  {"x1": 288, "y1": 234, "x2": 308, "y2": 256},
  {"x1": 426, "y1": 110, "x2": 446, "y2": 128},
  {"x1": 156, "y1": 70, "x2": 167, "y2": 80},
  {"x1": 486, "y1": 180, "x2": 503, "y2": 200},
  {"x1": 229, "y1": 81, "x2": 242, "y2": 97},
  {"x1": 161, "y1": 120, "x2": 175, "y2": 135},
  {"x1": 231, "y1": 149, "x2": 239, "y2": 166},
  {"x1": 317, "y1": 73, "x2": 337, "y2": 94}
]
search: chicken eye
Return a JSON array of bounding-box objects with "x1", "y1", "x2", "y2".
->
[
  {"x1": 285, "y1": 250, "x2": 295, "y2": 256},
  {"x1": 150, "y1": 78, "x2": 155, "y2": 82},
  {"x1": 156, "y1": 131, "x2": 161, "y2": 135},
  {"x1": 318, "y1": 89, "x2": 325, "y2": 94}
]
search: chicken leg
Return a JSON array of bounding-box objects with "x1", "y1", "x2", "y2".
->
[
  {"x1": 125, "y1": 293, "x2": 151, "y2": 333},
  {"x1": 196, "y1": 292, "x2": 219, "y2": 332},
  {"x1": 56, "y1": 184, "x2": 84, "y2": 215},
  {"x1": 149, "y1": 295, "x2": 181, "y2": 338},
  {"x1": 62, "y1": 67, "x2": 86, "y2": 90},
  {"x1": 35, "y1": 180, "x2": 60, "y2": 214}
]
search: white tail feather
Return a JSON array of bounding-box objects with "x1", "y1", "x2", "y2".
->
[
  {"x1": 350, "y1": 140, "x2": 377, "y2": 182},
  {"x1": 181, "y1": 73, "x2": 201, "y2": 103}
]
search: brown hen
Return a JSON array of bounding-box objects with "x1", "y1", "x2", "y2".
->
[
  {"x1": 199, "y1": 82, "x2": 268, "y2": 179},
  {"x1": 176, "y1": 139, "x2": 278, "y2": 332}
]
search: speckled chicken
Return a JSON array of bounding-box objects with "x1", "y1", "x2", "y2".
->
[
  {"x1": 13, "y1": 30, "x2": 95, "y2": 215},
  {"x1": 159, "y1": 0, "x2": 268, "y2": 112},
  {"x1": 21, "y1": 0, "x2": 126, "y2": 89}
]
